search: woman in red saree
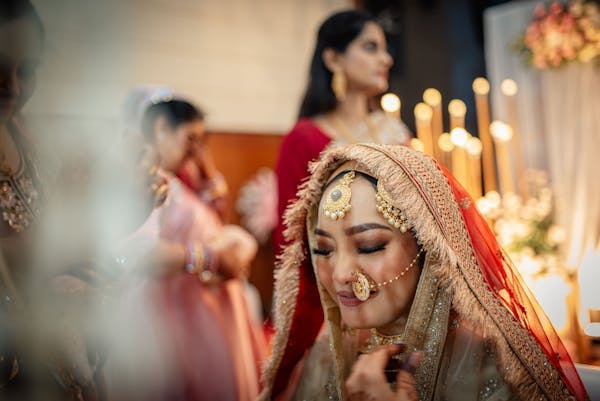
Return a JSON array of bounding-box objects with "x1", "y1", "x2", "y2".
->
[
  {"x1": 260, "y1": 143, "x2": 588, "y2": 400},
  {"x1": 274, "y1": 10, "x2": 411, "y2": 260}
]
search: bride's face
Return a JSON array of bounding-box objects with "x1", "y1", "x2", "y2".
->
[{"x1": 312, "y1": 172, "x2": 421, "y2": 333}]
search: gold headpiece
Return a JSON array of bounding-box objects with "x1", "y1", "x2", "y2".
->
[
  {"x1": 376, "y1": 180, "x2": 410, "y2": 233},
  {"x1": 323, "y1": 170, "x2": 355, "y2": 220},
  {"x1": 351, "y1": 248, "x2": 423, "y2": 301}
]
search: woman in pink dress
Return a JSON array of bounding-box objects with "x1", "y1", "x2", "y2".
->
[{"x1": 112, "y1": 99, "x2": 266, "y2": 401}]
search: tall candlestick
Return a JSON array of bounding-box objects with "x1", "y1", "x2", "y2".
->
[
  {"x1": 450, "y1": 128, "x2": 470, "y2": 190},
  {"x1": 438, "y1": 132, "x2": 453, "y2": 170},
  {"x1": 423, "y1": 88, "x2": 443, "y2": 161},
  {"x1": 414, "y1": 102, "x2": 434, "y2": 156},
  {"x1": 448, "y1": 99, "x2": 466, "y2": 130},
  {"x1": 490, "y1": 120, "x2": 514, "y2": 195},
  {"x1": 472, "y1": 77, "x2": 497, "y2": 194},
  {"x1": 466, "y1": 136, "x2": 483, "y2": 199},
  {"x1": 501, "y1": 79, "x2": 528, "y2": 199},
  {"x1": 381, "y1": 93, "x2": 401, "y2": 121}
]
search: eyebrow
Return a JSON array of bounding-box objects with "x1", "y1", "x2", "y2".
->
[
  {"x1": 345, "y1": 223, "x2": 391, "y2": 235},
  {"x1": 314, "y1": 223, "x2": 391, "y2": 238},
  {"x1": 314, "y1": 228, "x2": 333, "y2": 238}
]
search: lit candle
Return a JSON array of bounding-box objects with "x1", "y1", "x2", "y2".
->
[
  {"x1": 423, "y1": 88, "x2": 443, "y2": 161},
  {"x1": 448, "y1": 99, "x2": 466, "y2": 130},
  {"x1": 438, "y1": 132, "x2": 453, "y2": 170},
  {"x1": 381, "y1": 93, "x2": 401, "y2": 121},
  {"x1": 450, "y1": 128, "x2": 470, "y2": 189},
  {"x1": 489, "y1": 120, "x2": 514, "y2": 195},
  {"x1": 501, "y1": 79, "x2": 528, "y2": 199},
  {"x1": 472, "y1": 77, "x2": 497, "y2": 194},
  {"x1": 410, "y1": 138, "x2": 425, "y2": 153},
  {"x1": 466, "y1": 136, "x2": 483, "y2": 199},
  {"x1": 414, "y1": 102, "x2": 434, "y2": 156}
]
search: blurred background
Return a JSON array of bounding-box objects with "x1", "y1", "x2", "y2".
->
[{"x1": 20, "y1": 0, "x2": 600, "y2": 375}]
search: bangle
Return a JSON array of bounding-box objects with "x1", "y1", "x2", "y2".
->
[
  {"x1": 184, "y1": 242, "x2": 199, "y2": 273},
  {"x1": 199, "y1": 246, "x2": 218, "y2": 282}
]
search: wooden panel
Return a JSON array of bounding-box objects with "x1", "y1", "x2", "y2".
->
[{"x1": 206, "y1": 131, "x2": 283, "y2": 314}]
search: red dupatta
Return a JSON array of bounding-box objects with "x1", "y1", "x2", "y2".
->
[{"x1": 441, "y1": 166, "x2": 587, "y2": 401}]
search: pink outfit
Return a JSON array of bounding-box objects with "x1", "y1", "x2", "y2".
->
[{"x1": 122, "y1": 175, "x2": 265, "y2": 401}]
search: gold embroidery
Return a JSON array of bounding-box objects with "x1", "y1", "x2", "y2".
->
[{"x1": 0, "y1": 170, "x2": 40, "y2": 233}]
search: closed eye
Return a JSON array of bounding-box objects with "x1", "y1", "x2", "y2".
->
[
  {"x1": 312, "y1": 248, "x2": 332, "y2": 256},
  {"x1": 358, "y1": 244, "x2": 386, "y2": 254}
]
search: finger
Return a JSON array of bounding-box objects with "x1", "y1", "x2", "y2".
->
[
  {"x1": 401, "y1": 351, "x2": 424, "y2": 375},
  {"x1": 366, "y1": 343, "x2": 407, "y2": 368},
  {"x1": 395, "y1": 352, "x2": 423, "y2": 400}
]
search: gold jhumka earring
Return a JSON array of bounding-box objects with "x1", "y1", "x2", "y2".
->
[
  {"x1": 331, "y1": 70, "x2": 347, "y2": 102},
  {"x1": 351, "y1": 248, "x2": 423, "y2": 301},
  {"x1": 323, "y1": 170, "x2": 355, "y2": 220},
  {"x1": 376, "y1": 180, "x2": 410, "y2": 233}
]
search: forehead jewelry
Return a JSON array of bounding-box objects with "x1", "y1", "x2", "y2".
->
[
  {"x1": 323, "y1": 170, "x2": 355, "y2": 220},
  {"x1": 376, "y1": 180, "x2": 410, "y2": 233},
  {"x1": 351, "y1": 248, "x2": 423, "y2": 302}
]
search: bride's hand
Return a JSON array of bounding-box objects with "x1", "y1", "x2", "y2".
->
[{"x1": 345, "y1": 345, "x2": 423, "y2": 401}]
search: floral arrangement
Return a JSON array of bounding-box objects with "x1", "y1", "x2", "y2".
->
[
  {"x1": 476, "y1": 170, "x2": 569, "y2": 278},
  {"x1": 236, "y1": 168, "x2": 278, "y2": 244},
  {"x1": 515, "y1": 0, "x2": 599, "y2": 69}
]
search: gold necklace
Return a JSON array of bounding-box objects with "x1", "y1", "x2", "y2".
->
[
  {"x1": 360, "y1": 328, "x2": 404, "y2": 354},
  {"x1": 326, "y1": 114, "x2": 381, "y2": 144}
]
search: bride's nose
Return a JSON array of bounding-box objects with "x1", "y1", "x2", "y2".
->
[{"x1": 331, "y1": 250, "x2": 358, "y2": 285}]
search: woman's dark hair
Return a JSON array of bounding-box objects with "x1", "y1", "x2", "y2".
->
[
  {"x1": 141, "y1": 99, "x2": 204, "y2": 142},
  {"x1": 298, "y1": 10, "x2": 376, "y2": 118},
  {"x1": 0, "y1": 0, "x2": 45, "y2": 41}
]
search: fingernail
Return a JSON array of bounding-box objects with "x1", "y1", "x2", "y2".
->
[{"x1": 395, "y1": 343, "x2": 407, "y2": 352}]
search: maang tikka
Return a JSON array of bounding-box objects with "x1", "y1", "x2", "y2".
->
[{"x1": 323, "y1": 171, "x2": 355, "y2": 220}]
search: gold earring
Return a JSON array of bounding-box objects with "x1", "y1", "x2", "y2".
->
[
  {"x1": 323, "y1": 170, "x2": 355, "y2": 220},
  {"x1": 376, "y1": 180, "x2": 410, "y2": 232},
  {"x1": 331, "y1": 70, "x2": 346, "y2": 102}
]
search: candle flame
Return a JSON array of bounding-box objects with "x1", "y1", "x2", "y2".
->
[
  {"x1": 501, "y1": 79, "x2": 518, "y2": 96},
  {"x1": 466, "y1": 137, "x2": 483, "y2": 156},
  {"x1": 414, "y1": 102, "x2": 433, "y2": 121},
  {"x1": 411, "y1": 138, "x2": 425, "y2": 152},
  {"x1": 422, "y1": 88, "x2": 441, "y2": 106},
  {"x1": 381, "y1": 93, "x2": 401, "y2": 112},
  {"x1": 450, "y1": 127, "x2": 469, "y2": 147},
  {"x1": 490, "y1": 120, "x2": 513, "y2": 142},
  {"x1": 448, "y1": 99, "x2": 466, "y2": 117},
  {"x1": 472, "y1": 78, "x2": 490, "y2": 95},
  {"x1": 438, "y1": 133, "x2": 454, "y2": 152}
]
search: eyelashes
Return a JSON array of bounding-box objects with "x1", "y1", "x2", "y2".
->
[
  {"x1": 311, "y1": 243, "x2": 387, "y2": 256},
  {"x1": 312, "y1": 248, "x2": 332, "y2": 256},
  {"x1": 358, "y1": 244, "x2": 386, "y2": 254}
]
